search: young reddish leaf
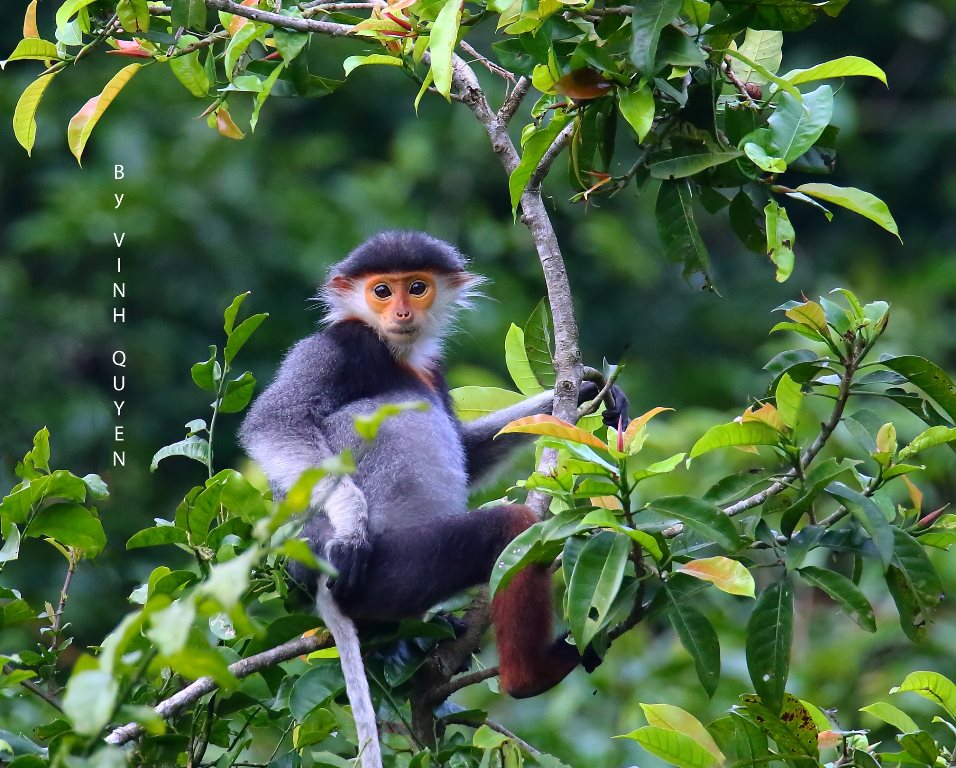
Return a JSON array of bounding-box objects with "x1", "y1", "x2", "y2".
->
[
  {"x1": 623, "y1": 406, "x2": 673, "y2": 452},
  {"x1": 67, "y1": 64, "x2": 142, "y2": 165},
  {"x1": 13, "y1": 72, "x2": 56, "y2": 156},
  {"x1": 901, "y1": 475, "x2": 922, "y2": 512},
  {"x1": 213, "y1": 106, "x2": 246, "y2": 140},
  {"x1": 497, "y1": 414, "x2": 608, "y2": 452},
  {"x1": 554, "y1": 68, "x2": 615, "y2": 100},
  {"x1": 106, "y1": 40, "x2": 154, "y2": 58},
  {"x1": 23, "y1": 0, "x2": 39, "y2": 38},
  {"x1": 678, "y1": 556, "x2": 755, "y2": 598},
  {"x1": 741, "y1": 403, "x2": 785, "y2": 433},
  {"x1": 227, "y1": 0, "x2": 258, "y2": 35}
]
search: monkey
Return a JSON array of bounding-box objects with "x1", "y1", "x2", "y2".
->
[{"x1": 239, "y1": 231, "x2": 628, "y2": 761}]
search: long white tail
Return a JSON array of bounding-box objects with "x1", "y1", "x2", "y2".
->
[{"x1": 316, "y1": 588, "x2": 383, "y2": 768}]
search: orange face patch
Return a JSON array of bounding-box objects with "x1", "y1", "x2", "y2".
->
[{"x1": 363, "y1": 272, "x2": 437, "y2": 326}]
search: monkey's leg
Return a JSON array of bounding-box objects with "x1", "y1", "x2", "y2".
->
[
  {"x1": 485, "y1": 505, "x2": 583, "y2": 699},
  {"x1": 340, "y1": 504, "x2": 584, "y2": 698}
]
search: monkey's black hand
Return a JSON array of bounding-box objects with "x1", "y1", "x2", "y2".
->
[
  {"x1": 325, "y1": 536, "x2": 372, "y2": 603},
  {"x1": 578, "y1": 381, "x2": 630, "y2": 429},
  {"x1": 581, "y1": 643, "x2": 604, "y2": 673}
]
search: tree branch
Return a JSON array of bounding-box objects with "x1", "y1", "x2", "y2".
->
[
  {"x1": 204, "y1": 0, "x2": 352, "y2": 35},
  {"x1": 498, "y1": 77, "x2": 530, "y2": 124},
  {"x1": 105, "y1": 631, "x2": 332, "y2": 746},
  {"x1": 2, "y1": 664, "x2": 63, "y2": 712},
  {"x1": 663, "y1": 350, "x2": 861, "y2": 538},
  {"x1": 528, "y1": 122, "x2": 575, "y2": 191}
]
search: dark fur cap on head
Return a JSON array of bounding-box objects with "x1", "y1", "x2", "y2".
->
[{"x1": 330, "y1": 231, "x2": 468, "y2": 279}]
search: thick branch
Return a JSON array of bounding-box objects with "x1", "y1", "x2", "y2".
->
[
  {"x1": 204, "y1": 0, "x2": 352, "y2": 35},
  {"x1": 105, "y1": 631, "x2": 332, "y2": 746}
]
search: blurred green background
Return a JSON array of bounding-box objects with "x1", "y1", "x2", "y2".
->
[{"x1": 0, "y1": 1, "x2": 954, "y2": 763}]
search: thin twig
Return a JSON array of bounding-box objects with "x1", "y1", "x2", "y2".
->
[
  {"x1": 460, "y1": 41, "x2": 516, "y2": 84},
  {"x1": 303, "y1": 2, "x2": 382, "y2": 15},
  {"x1": 578, "y1": 364, "x2": 623, "y2": 419},
  {"x1": 49, "y1": 552, "x2": 78, "y2": 649},
  {"x1": 443, "y1": 666, "x2": 499, "y2": 698},
  {"x1": 3, "y1": 665, "x2": 64, "y2": 712},
  {"x1": 721, "y1": 57, "x2": 759, "y2": 108},
  {"x1": 105, "y1": 631, "x2": 331, "y2": 746},
  {"x1": 663, "y1": 346, "x2": 860, "y2": 538},
  {"x1": 441, "y1": 715, "x2": 541, "y2": 757}
]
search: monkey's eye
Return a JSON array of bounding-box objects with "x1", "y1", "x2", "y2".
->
[
  {"x1": 373, "y1": 284, "x2": 392, "y2": 300},
  {"x1": 408, "y1": 280, "x2": 428, "y2": 297}
]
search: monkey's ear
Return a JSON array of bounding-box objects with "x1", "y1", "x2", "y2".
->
[{"x1": 326, "y1": 275, "x2": 356, "y2": 295}]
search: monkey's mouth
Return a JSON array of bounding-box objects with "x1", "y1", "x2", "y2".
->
[{"x1": 386, "y1": 326, "x2": 420, "y2": 340}]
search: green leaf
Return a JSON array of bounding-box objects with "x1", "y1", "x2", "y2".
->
[
  {"x1": 733, "y1": 29, "x2": 783, "y2": 84},
  {"x1": 523, "y1": 299, "x2": 555, "y2": 389},
  {"x1": 886, "y1": 529, "x2": 942, "y2": 642},
  {"x1": 768, "y1": 85, "x2": 833, "y2": 162},
  {"x1": 11, "y1": 73, "x2": 56, "y2": 157},
  {"x1": 796, "y1": 566, "x2": 876, "y2": 631},
  {"x1": 796, "y1": 183, "x2": 900, "y2": 240},
  {"x1": 899, "y1": 425, "x2": 956, "y2": 460},
  {"x1": 775, "y1": 373, "x2": 803, "y2": 429},
  {"x1": 68, "y1": 64, "x2": 142, "y2": 166},
  {"x1": 2, "y1": 39, "x2": 60, "y2": 68},
  {"x1": 219, "y1": 371, "x2": 257, "y2": 413},
  {"x1": 343, "y1": 54, "x2": 403, "y2": 76},
  {"x1": 150, "y1": 435, "x2": 211, "y2": 472},
  {"x1": 618, "y1": 85, "x2": 655, "y2": 141},
  {"x1": 764, "y1": 200, "x2": 795, "y2": 282},
  {"x1": 656, "y1": 179, "x2": 712, "y2": 289},
  {"x1": 648, "y1": 496, "x2": 741, "y2": 551},
  {"x1": 55, "y1": 0, "x2": 97, "y2": 30},
  {"x1": 666, "y1": 593, "x2": 720, "y2": 698},
  {"x1": 127, "y1": 525, "x2": 190, "y2": 549},
  {"x1": 224, "y1": 22, "x2": 261, "y2": 81},
  {"x1": 474, "y1": 724, "x2": 510, "y2": 750},
  {"x1": 509, "y1": 112, "x2": 572, "y2": 212},
  {"x1": 689, "y1": 421, "x2": 782, "y2": 459},
  {"x1": 826, "y1": 482, "x2": 894, "y2": 568},
  {"x1": 746, "y1": 580, "x2": 793, "y2": 715},
  {"x1": 29, "y1": 503, "x2": 105, "y2": 556},
  {"x1": 779, "y1": 458, "x2": 857, "y2": 537},
  {"x1": 450, "y1": 386, "x2": 526, "y2": 421},
  {"x1": 488, "y1": 521, "x2": 564, "y2": 599},
  {"x1": 567, "y1": 531, "x2": 630, "y2": 650},
  {"x1": 224, "y1": 312, "x2": 268, "y2": 364},
  {"x1": 63, "y1": 670, "x2": 119, "y2": 737},
  {"x1": 353, "y1": 400, "x2": 428, "y2": 441},
  {"x1": 579, "y1": 510, "x2": 664, "y2": 561},
  {"x1": 741, "y1": 130, "x2": 787, "y2": 173},
  {"x1": 859, "y1": 702, "x2": 918, "y2": 734},
  {"x1": 640, "y1": 703, "x2": 725, "y2": 761},
  {"x1": 251, "y1": 63, "x2": 285, "y2": 132},
  {"x1": 223, "y1": 292, "x2": 249, "y2": 334},
  {"x1": 782, "y1": 56, "x2": 886, "y2": 86},
  {"x1": 191, "y1": 346, "x2": 219, "y2": 391},
  {"x1": 504, "y1": 324, "x2": 544, "y2": 395},
  {"x1": 891, "y1": 671, "x2": 956, "y2": 719},
  {"x1": 290, "y1": 665, "x2": 346, "y2": 720},
  {"x1": 629, "y1": 0, "x2": 683, "y2": 77},
  {"x1": 429, "y1": 0, "x2": 461, "y2": 99},
  {"x1": 169, "y1": 40, "x2": 209, "y2": 97},
  {"x1": 897, "y1": 731, "x2": 938, "y2": 764},
  {"x1": 618, "y1": 727, "x2": 720, "y2": 768},
  {"x1": 740, "y1": 694, "x2": 819, "y2": 763},
  {"x1": 274, "y1": 20, "x2": 309, "y2": 63},
  {"x1": 116, "y1": 0, "x2": 150, "y2": 32},
  {"x1": 649, "y1": 151, "x2": 742, "y2": 180},
  {"x1": 146, "y1": 600, "x2": 196, "y2": 655}
]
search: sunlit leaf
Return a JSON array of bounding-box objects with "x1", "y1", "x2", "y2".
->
[
  {"x1": 429, "y1": 0, "x2": 461, "y2": 99},
  {"x1": 689, "y1": 421, "x2": 781, "y2": 459},
  {"x1": 890, "y1": 671, "x2": 956, "y2": 719},
  {"x1": 618, "y1": 85, "x2": 655, "y2": 141},
  {"x1": 451, "y1": 386, "x2": 526, "y2": 421},
  {"x1": 679, "y1": 556, "x2": 755, "y2": 597},
  {"x1": 12, "y1": 73, "x2": 56, "y2": 156},
  {"x1": 640, "y1": 703, "x2": 725, "y2": 761},
  {"x1": 859, "y1": 702, "x2": 918, "y2": 734},
  {"x1": 67, "y1": 64, "x2": 142, "y2": 165},
  {"x1": 765, "y1": 200, "x2": 795, "y2": 282},
  {"x1": 796, "y1": 183, "x2": 900, "y2": 240},
  {"x1": 504, "y1": 323, "x2": 544, "y2": 395},
  {"x1": 782, "y1": 56, "x2": 886, "y2": 86},
  {"x1": 734, "y1": 29, "x2": 783, "y2": 84},
  {"x1": 898, "y1": 425, "x2": 956, "y2": 460},
  {"x1": 618, "y1": 727, "x2": 720, "y2": 768},
  {"x1": 2, "y1": 39, "x2": 59, "y2": 68},
  {"x1": 497, "y1": 414, "x2": 608, "y2": 451}
]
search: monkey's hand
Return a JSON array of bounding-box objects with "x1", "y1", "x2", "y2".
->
[
  {"x1": 319, "y1": 479, "x2": 372, "y2": 603},
  {"x1": 578, "y1": 381, "x2": 630, "y2": 429},
  {"x1": 325, "y1": 534, "x2": 372, "y2": 603}
]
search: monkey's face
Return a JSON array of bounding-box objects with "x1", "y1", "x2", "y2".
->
[{"x1": 363, "y1": 272, "x2": 437, "y2": 344}]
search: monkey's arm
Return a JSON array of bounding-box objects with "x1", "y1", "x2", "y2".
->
[
  {"x1": 239, "y1": 335, "x2": 371, "y2": 596},
  {"x1": 461, "y1": 383, "x2": 629, "y2": 487}
]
